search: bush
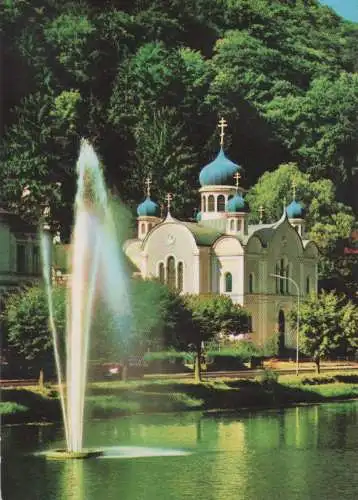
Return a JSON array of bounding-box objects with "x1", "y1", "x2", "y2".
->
[
  {"x1": 257, "y1": 369, "x2": 278, "y2": 385},
  {"x1": 143, "y1": 351, "x2": 193, "y2": 373},
  {"x1": 205, "y1": 351, "x2": 247, "y2": 371}
]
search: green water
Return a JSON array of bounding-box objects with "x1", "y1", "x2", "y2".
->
[{"x1": 2, "y1": 402, "x2": 358, "y2": 500}]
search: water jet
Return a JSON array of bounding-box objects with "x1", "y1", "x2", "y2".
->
[{"x1": 42, "y1": 139, "x2": 131, "y2": 458}]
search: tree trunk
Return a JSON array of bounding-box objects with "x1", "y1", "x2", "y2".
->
[
  {"x1": 314, "y1": 358, "x2": 320, "y2": 374},
  {"x1": 38, "y1": 368, "x2": 44, "y2": 389},
  {"x1": 194, "y1": 344, "x2": 202, "y2": 383}
]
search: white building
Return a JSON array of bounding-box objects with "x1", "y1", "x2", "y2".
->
[{"x1": 124, "y1": 122, "x2": 319, "y2": 349}]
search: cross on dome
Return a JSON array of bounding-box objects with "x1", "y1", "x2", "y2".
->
[
  {"x1": 165, "y1": 193, "x2": 173, "y2": 213},
  {"x1": 259, "y1": 205, "x2": 265, "y2": 223},
  {"x1": 292, "y1": 179, "x2": 297, "y2": 200},
  {"x1": 145, "y1": 176, "x2": 152, "y2": 197},
  {"x1": 218, "y1": 117, "x2": 228, "y2": 147},
  {"x1": 233, "y1": 171, "x2": 241, "y2": 190}
]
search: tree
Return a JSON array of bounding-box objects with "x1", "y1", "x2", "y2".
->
[
  {"x1": 182, "y1": 294, "x2": 250, "y2": 382},
  {"x1": 289, "y1": 291, "x2": 358, "y2": 373},
  {"x1": 3, "y1": 285, "x2": 66, "y2": 381}
]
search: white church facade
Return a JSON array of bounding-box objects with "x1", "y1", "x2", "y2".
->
[{"x1": 124, "y1": 120, "x2": 319, "y2": 349}]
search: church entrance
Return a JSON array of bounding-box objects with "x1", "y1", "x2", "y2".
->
[{"x1": 278, "y1": 310, "x2": 285, "y2": 355}]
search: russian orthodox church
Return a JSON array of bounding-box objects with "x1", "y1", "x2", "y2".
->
[{"x1": 124, "y1": 119, "x2": 319, "y2": 348}]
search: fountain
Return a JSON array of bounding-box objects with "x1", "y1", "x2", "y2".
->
[{"x1": 42, "y1": 139, "x2": 131, "y2": 459}]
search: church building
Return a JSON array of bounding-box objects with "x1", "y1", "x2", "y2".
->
[{"x1": 124, "y1": 119, "x2": 319, "y2": 348}]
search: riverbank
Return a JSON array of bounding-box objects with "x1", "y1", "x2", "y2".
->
[{"x1": 2, "y1": 371, "x2": 358, "y2": 424}]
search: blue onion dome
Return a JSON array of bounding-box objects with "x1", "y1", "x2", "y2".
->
[
  {"x1": 227, "y1": 193, "x2": 249, "y2": 213},
  {"x1": 196, "y1": 211, "x2": 202, "y2": 222},
  {"x1": 199, "y1": 147, "x2": 241, "y2": 187},
  {"x1": 286, "y1": 200, "x2": 305, "y2": 218},
  {"x1": 137, "y1": 196, "x2": 160, "y2": 217}
]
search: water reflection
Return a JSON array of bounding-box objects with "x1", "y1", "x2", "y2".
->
[{"x1": 3, "y1": 402, "x2": 358, "y2": 500}]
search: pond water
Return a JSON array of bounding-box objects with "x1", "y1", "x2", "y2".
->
[{"x1": 3, "y1": 402, "x2": 358, "y2": 500}]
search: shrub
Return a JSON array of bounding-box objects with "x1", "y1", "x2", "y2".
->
[
  {"x1": 143, "y1": 351, "x2": 193, "y2": 373},
  {"x1": 257, "y1": 369, "x2": 278, "y2": 385}
]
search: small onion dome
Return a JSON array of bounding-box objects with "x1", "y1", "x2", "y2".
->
[
  {"x1": 196, "y1": 211, "x2": 202, "y2": 222},
  {"x1": 286, "y1": 200, "x2": 305, "y2": 218},
  {"x1": 137, "y1": 196, "x2": 160, "y2": 217},
  {"x1": 227, "y1": 193, "x2": 249, "y2": 213},
  {"x1": 199, "y1": 147, "x2": 241, "y2": 187}
]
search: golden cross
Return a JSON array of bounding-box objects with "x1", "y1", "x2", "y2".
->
[
  {"x1": 145, "y1": 176, "x2": 152, "y2": 197},
  {"x1": 234, "y1": 172, "x2": 241, "y2": 190},
  {"x1": 166, "y1": 193, "x2": 173, "y2": 212},
  {"x1": 218, "y1": 117, "x2": 228, "y2": 147},
  {"x1": 259, "y1": 205, "x2": 264, "y2": 223},
  {"x1": 292, "y1": 179, "x2": 297, "y2": 200}
]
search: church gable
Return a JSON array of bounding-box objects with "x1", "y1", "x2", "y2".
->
[{"x1": 213, "y1": 235, "x2": 244, "y2": 256}]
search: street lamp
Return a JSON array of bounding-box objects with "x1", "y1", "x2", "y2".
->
[{"x1": 270, "y1": 273, "x2": 300, "y2": 376}]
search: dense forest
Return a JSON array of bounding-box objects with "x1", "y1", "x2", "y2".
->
[{"x1": 1, "y1": 0, "x2": 357, "y2": 296}]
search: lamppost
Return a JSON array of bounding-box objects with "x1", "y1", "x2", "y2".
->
[{"x1": 270, "y1": 273, "x2": 300, "y2": 376}]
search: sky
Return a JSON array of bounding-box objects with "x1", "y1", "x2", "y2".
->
[{"x1": 320, "y1": 0, "x2": 358, "y2": 22}]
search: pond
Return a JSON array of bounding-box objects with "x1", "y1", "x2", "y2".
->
[{"x1": 3, "y1": 402, "x2": 358, "y2": 500}]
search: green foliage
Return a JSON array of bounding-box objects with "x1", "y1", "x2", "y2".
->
[
  {"x1": 257, "y1": 369, "x2": 279, "y2": 385},
  {"x1": 289, "y1": 291, "x2": 358, "y2": 372},
  {"x1": 3, "y1": 285, "x2": 66, "y2": 375}
]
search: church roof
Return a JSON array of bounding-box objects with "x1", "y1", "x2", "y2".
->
[
  {"x1": 181, "y1": 221, "x2": 223, "y2": 246},
  {"x1": 286, "y1": 199, "x2": 305, "y2": 218},
  {"x1": 137, "y1": 196, "x2": 160, "y2": 217},
  {"x1": 199, "y1": 147, "x2": 241, "y2": 187}
]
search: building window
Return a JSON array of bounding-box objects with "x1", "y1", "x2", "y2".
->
[
  {"x1": 148, "y1": 223, "x2": 152, "y2": 231},
  {"x1": 230, "y1": 219, "x2": 235, "y2": 231},
  {"x1": 17, "y1": 244, "x2": 26, "y2": 273},
  {"x1": 225, "y1": 272, "x2": 232, "y2": 292},
  {"x1": 306, "y1": 276, "x2": 310, "y2": 294},
  {"x1": 202, "y1": 196, "x2": 206, "y2": 212},
  {"x1": 217, "y1": 195, "x2": 225, "y2": 212},
  {"x1": 32, "y1": 246, "x2": 40, "y2": 274},
  {"x1": 208, "y1": 195, "x2": 215, "y2": 212},
  {"x1": 167, "y1": 256, "x2": 176, "y2": 290},
  {"x1": 159, "y1": 262, "x2": 165, "y2": 284},
  {"x1": 236, "y1": 219, "x2": 241, "y2": 232},
  {"x1": 140, "y1": 223, "x2": 146, "y2": 234},
  {"x1": 249, "y1": 273, "x2": 254, "y2": 293},
  {"x1": 177, "y1": 262, "x2": 183, "y2": 292}
]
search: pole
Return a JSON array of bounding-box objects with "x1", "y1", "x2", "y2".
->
[{"x1": 270, "y1": 274, "x2": 300, "y2": 376}]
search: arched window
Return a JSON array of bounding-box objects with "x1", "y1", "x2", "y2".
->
[
  {"x1": 249, "y1": 273, "x2": 254, "y2": 293},
  {"x1": 140, "y1": 222, "x2": 146, "y2": 234},
  {"x1": 225, "y1": 272, "x2": 232, "y2": 292},
  {"x1": 159, "y1": 263, "x2": 165, "y2": 284},
  {"x1": 217, "y1": 195, "x2": 225, "y2": 212},
  {"x1": 177, "y1": 262, "x2": 183, "y2": 292},
  {"x1": 166, "y1": 256, "x2": 176, "y2": 290},
  {"x1": 306, "y1": 276, "x2": 310, "y2": 294},
  {"x1": 208, "y1": 195, "x2": 215, "y2": 212},
  {"x1": 202, "y1": 196, "x2": 206, "y2": 212},
  {"x1": 236, "y1": 219, "x2": 241, "y2": 232},
  {"x1": 230, "y1": 219, "x2": 235, "y2": 231},
  {"x1": 148, "y1": 223, "x2": 152, "y2": 231}
]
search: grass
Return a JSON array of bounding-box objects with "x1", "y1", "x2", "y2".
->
[{"x1": 2, "y1": 372, "x2": 358, "y2": 424}]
